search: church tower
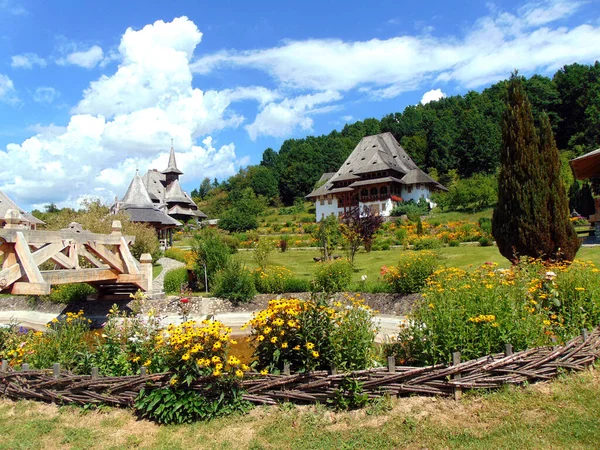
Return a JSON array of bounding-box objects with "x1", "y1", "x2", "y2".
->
[{"x1": 162, "y1": 141, "x2": 183, "y2": 187}]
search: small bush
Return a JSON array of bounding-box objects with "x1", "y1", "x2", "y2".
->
[
  {"x1": 253, "y1": 266, "x2": 293, "y2": 294},
  {"x1": 283, "y1": 277, "x2": 311, "y2": 293},
  {"x1": 448, "y1": 239, "x2": 460, "y2": 247},
  {"x1": 312, "y1": 259, "x2": 353, "y2": 293},
  {"x1": 46, "y1": 283, "x2": 96, "y2": 304},
  {"x1": 412, "y1": 237, "x2": 442, "y2": 250},
  {"x1": 382, "y1": 251, "x2": 439, "y2": 294},
  {"x1": 479, "y1": 236, "x2": 494, "y2": 247},
  {"x1": 213, "y1": 260, "x2": 257, "y2": 303},
  {"x1": 478, "y1": 217, "x2": 492, "y2": 234},
  {"x1": 164, "y1": 267, "x2": 189, "y2": 293},
  {"x1": 390, "y1": 199, "x2": 428, "y2": 221},
  {"x1": 164, "y1": 247, "x2": 189, "y2": 264}
]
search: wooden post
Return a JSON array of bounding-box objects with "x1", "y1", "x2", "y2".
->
[
  {"x1": 140, "y1": 253, "x2": 153, "y2": 293},
  {"x1": 91, "y1": 367, "x2": 99, "y2": 380},
  {"x1": 504, "y1": 344, "x2": 513, "y2": 357},
  {"x1": 22, "y1": 363, "x2": 30, "y2": 372},
  {"x1": 582, "y1": 328, "x2": 589, "y2": 342},
  {"x1": 111, "y1": 220, "x2": 122, "y2": 235},
  {"x1": 53, "y1": 363, "x2": 60, "y2": 379},
  {"x1": 452, "y1": 351, "x2": 462, "y2": 401},
  {"x1": 283, "y1": 363, "x2": 291, "y2": 376},
  {"x1": 4, "y1": 209, "x2": 21, "y2": 230},
  {"x1": 551, "y1": 337, "x2": 558, "y2": 351},
  {"x1": 1, "y1": 360, "x2": 7, "y2": 372},
  {"x1": 387, "y1": 356, "x2": 396, "y2": 373},
  {"x1": 330, "y1": 365, "x2": 337, "y2": 375},
  {"x1": 140, "y1": 367, "x2": 147, "y2": 376}
]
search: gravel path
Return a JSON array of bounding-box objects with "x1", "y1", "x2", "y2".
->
[{"x1": 152, "y1": 257, "x2": 185, "y2": 293}]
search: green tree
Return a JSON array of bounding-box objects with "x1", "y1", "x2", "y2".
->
[
  {"x1": 191, "y1": 228, "x2": 233, "y2": 290},
  {"x1": 312, "y1": 215, "x2": 341, "y2": 260},
  {"x1": 492, "y1": 75, "x2": 579, "y2": 263}
]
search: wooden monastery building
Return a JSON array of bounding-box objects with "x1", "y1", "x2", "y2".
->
[
  {"x1": 307, "y1": 132, "x2": 447, "y2": 221},
  {"x1": 111, "y1": 144, "x2": 207, "y2": 247},
  {"x1": 0, "y1": 189, "x2": 45, "y2": 230}
]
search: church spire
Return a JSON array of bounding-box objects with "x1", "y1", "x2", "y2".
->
[{"x1": 162, "y1": 141, "x2": 183, "y2": 176}]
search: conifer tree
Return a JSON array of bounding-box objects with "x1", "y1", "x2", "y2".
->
[{"x1": 492, "y1": 74, "x2": 579, "y2": 262}]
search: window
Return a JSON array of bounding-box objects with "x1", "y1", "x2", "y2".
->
[
  {"x1": 361, "y1": 189, "x2": 368, "y2": 199},
  {"x1": 407, "y1": 185, "x2": 413, "y2": 193},
  {"x1": 320, "y1": 198, "x2": 324, "y2": 205},
  {"x1": 370, "y1": 187, "x2": 378, "y2": 196},
  {"x1": 380, "y1": 186, "x2": 388, "y2": 195}
]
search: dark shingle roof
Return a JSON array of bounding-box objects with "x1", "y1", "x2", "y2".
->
[{"x1": 0, "y1": 189, "x2": 45, "y2": 225}]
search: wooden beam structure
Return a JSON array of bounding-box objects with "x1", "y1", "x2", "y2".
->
[{"x1": 0, "y1": 219, "x2": 153, "y2": 298}]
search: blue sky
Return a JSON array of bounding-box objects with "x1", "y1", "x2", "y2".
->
[{"x1": 0, "y1": 0, "x2": 599, "y2": 210}]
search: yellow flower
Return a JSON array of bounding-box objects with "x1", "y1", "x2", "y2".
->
[
  {"x1": 281, "y1": 342, "x2": 288, "y2": 349},
  {"x1": 260, "y1": 369, "x2": 269, "y2": 375},
  {"x1": 293, "y1": 345, "x2": 300, "y2": 351},
  {"x1": 143, "y1": 359, "x2": 152, "y2": 367},
  {"x1": 306, "y1": 342, "x2": 315, "y2": 350},
  {"x1": 575, "y1": 287, "x2": 585, "y2": 291},
  {"x1": 312, "y1": 351, "x2": 319, "y2": 358},
  {"x1": 170, "y1": 377, "x2": 178, "y2": 386},
  {"x1": 270, "y1": 336, "x2": 278, "y2": 344},
  {"x1": 236, "y1": 369, "x2": 244, "y2": 377}
]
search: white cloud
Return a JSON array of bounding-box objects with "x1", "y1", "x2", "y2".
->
[
  {"x1": 0, "y1": 74, "x2": 18, "y2": 104},
  {"x1": 32, "y1": 86, "x2": 59, "y2": 103},
  {"x1": 192, "y1": 0, "x2": 599, "y2": 95},
  {"x1": 246, "y1": 91, "x2": 341, "y2": 140},
  {"x1": 56, "y1": 45, "x2": 104, "y2": 68},
  {"x1": 1, "y1": 17, "x2": 247, "y2": 209},
  {"x1": 0, "y1": 0, "x2": 27, "y2": 15},
  {"x1": 420, "y1": 88, "x2": 446, "y2": 104},
  {"x1": 11, "y1": 53, "x2": 47, "y2": 69},
  {"x1": 342, "y1": 115, "x2": 354, "y2": 122}
]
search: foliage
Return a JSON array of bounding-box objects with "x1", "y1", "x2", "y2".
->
[
  {"x1": 164, "y1": 267, "x2": 189, "y2": 294},
  {"x1": 192, "y1": 228, "x2": 234, "y2": 290},
  {"x1": 253, "y1": 238, "x2": 274, "y2": 269},
  {"x1": 43, "y1": 283, "x2": 96, "y2": 304},
  {"x1": 328, "y1": 377, "x2": 370, "y2": 411},
  {"x1": 218, "y1": 208, "x2": 259, "y2": 233},
  {"x1": 253, "y1": 265, "x2": 294, "y2": 294},
  {"x1": 433, "y1": 173, "x2": 498, "y2": 212},
  {"x1": 569, "y1": 180, "x2": 595, "y2": 218},
  {"x1": 164, "y1": 247, "x2": 190, "y2": 264},
  {"x1": 493, "y1": 74, "x2": 580, "y2": 262},
  {"x1": 312, "y1": 215, "x2": 341, "y2": 260},
  {"x1": 389, "y1": 259, "x2": 600, "y2": 366},
  {"x1": 245, "y1": 295, "x2": 377, "y2": 374},
  {"x1": 135, "y1": 383, "x2": 251, "y2": 425},
  {"x1": 411, "y1": 237, "x2": 442, "y2": 250},
  {"x1": 4, "y1": 311, "x2": 92, "y2": 371},
  {"x1": 390, "y1": 199, "x2": 429, "y2": 221},
  {"x1": 218, "y1": 188, "x2": 266, "y2": 232},
  {"x1": 124, "y1": 222, "x2": 162, "y2": 261},
  {"x1": 312, "y1": 259, "x2": 353, "y2": 293},
  {"x1": 340, "y1": 206, "x2": 384, "y2": 264},
  {"x1": 213, "y1": 260, "x2": 257, "y2": 303},
  {"x1": 382, "y1": 251, "x2": 439, "y2": 294}
]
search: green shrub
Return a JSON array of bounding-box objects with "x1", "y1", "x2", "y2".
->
[
  {"x1": 135, "y1": 383, "x2": 251, "y2": 424},
  {"x1": 253, "y1": 238, "x2": 274, "y2": 269},
  {"x1": 479, "y1": 236, "x2": 494, "y2": 247},
  {"x1": 164, "y1": 247, "x2": 189, "y2": 264},
  {"x1": 46, "y1": 283, "x2": 96, "y2": 304},
  {"x1": 192, "y1": 228, "x2": 234, "y2": 290},
  {"x1": 253, "y1": 266, "x2": 293, "y2": 294},
  {"x1": 478, "y1": 217, "x2": 492, "y2": 234},
  {"x1": 412, "y1": 237, "x2": 442, "y2": 250},
  {"x1": 312, "y1": 259, "x2": 353, "y2": 293},
  {"x1": 213, "y1": 260, "x2": 256, "y2": 303},
  {"x1": 164, "y1": 267, "x2": 189, "y2": 293},
  {"x1": 283, "y1": 277, "x2": 311, "y2": 292},
  {"x1": 448, "y1": 239, "x2": 460, "y2": 247},
  {"x1": 390, "y1": 199, "x2": 429, "y2": 221},
  {"x1": 382, "y1": 251, "x2": 439, "y2": 294}
]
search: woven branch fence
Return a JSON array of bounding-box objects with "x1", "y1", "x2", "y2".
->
[{"x1": 1, "y1": 327, "x2": 599, "y2": 407}]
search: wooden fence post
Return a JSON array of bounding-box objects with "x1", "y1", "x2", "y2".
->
[
  {"x1": 582, "y1": 328, "x2": 589, "y2": 342},
  {"x1": 91, "y1": 367, "x2": 99, "y2": 380},
  {"x1": 22, "y1": 363, "x2": 30, "y2": 372},
  {"x1": 330, "y1": 365, "x2": 337, "y2": 375},
  {"x1": 1, "y1": 360, "x2": 7, "y2": 372},
  {"x1": 504, "y1": 344, "x2": 513, "y2": 357},
  {"x1": 387, "y1": 356, "x2": 396, "y2": 373},
  {"x1": 452, "y1": 351, "x2": 462, "y2": 401},
  {"x1": 140, "y1": 367, "x2": 147, "y2": 376},
  {"x1": 283, "y1": 363, "x2": 291, "y2": 376},
  {"x1": 551, "y1": 337, "x2": 558, "y2": 351},
  {"x1": 53, "y1": 363, "x2": 60, "y2": 379}
]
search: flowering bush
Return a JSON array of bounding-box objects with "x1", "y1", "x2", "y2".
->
[
  {"x1": 388, "y1": 259, "x2": 600, "y2": 365},
  {"x1": 213, "y1": 260, "x2": 257, "y2": 303},
  {"x1": 312, "y1": 258, "x2": 353, "y2": 293},
  {"x1": 253, "y1": 265, "x2": 294, "y2": 294},
  {"x1": 245, "y1": 296, "x2": 378, "y2": 374},
  {"x1": 382, "y1": 251, "x2": 439, "y2": 294}
]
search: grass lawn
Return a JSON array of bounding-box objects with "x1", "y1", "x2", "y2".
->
[
  {"x1": 236, "y1": 245, "x2": 600, "y2": 283},
  {"x1": 0, "y1": 367, "x2": 598, "y2": 449},
  {"x1": 152, "y1": 264, "x2": 163, "y2": 280}
]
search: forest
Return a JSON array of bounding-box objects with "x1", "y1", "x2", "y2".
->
[{"x1": 196, "y1": 63, "x2": 600, "y2": 212}]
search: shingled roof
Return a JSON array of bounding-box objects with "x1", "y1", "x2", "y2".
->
[
  {"x1": 307, "y1": 132, "x2": 446, "y2": 198},
  {"x1": 0, "y1": 189, "x2": 45, "y2": 226},
  {"x1": 122, "y1": 171, "x2": 153, "y2": 205},
  {"x1": 162, "y1": 145, "x2": 183, "y2": 175}
]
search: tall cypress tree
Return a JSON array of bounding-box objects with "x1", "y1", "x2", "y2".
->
[{"x1": 493, "y1": 74, "x2": 580, "y2": 262}]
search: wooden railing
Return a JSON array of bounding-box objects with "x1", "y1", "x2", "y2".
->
[{"x1": 0, "y1": 210, "x2": 152, "y2": 297}]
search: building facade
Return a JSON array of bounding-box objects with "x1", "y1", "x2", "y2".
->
[{"x1": 306, "y1": 133, "x2": 447, "y2": 221}]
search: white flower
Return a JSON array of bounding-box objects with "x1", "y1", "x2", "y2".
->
[
  {"x1": 545, "y1": 271, "x2": 557, "y2": 279},
  {"x1": 361, "y1": 275, "x2": 368, "y2": 281}
]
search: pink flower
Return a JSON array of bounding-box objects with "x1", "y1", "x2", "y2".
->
[{"x1": 180, "y1": 298, "x2": 189, "y2": 304}]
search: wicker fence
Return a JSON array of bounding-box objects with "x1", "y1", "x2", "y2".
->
[{"x1": 1, "y1": 327, "x2": 599, "y2": 407}]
